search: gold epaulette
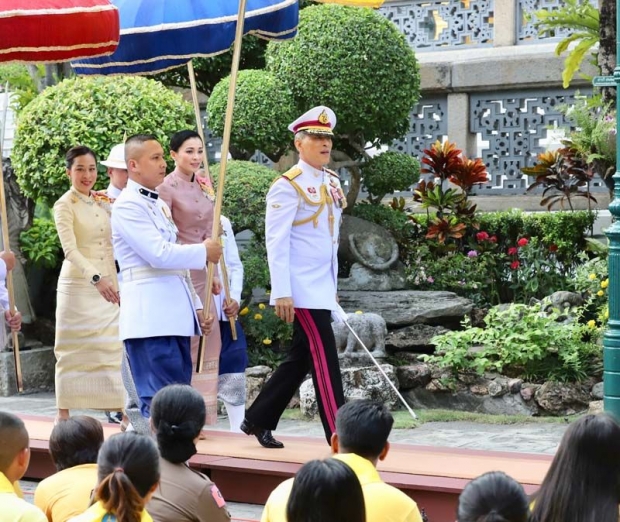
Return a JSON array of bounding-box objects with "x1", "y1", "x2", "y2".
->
[
  {"x1": 325, "y1": 168, "x2": 339, "y2": 179},
  {"x1": 282, "y1": 167, "x2": 303, "y2": 181}
]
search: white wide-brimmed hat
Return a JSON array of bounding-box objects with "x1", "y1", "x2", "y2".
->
[{"x1": 100, "y1": 143, "x2": 127, "y2": 169}]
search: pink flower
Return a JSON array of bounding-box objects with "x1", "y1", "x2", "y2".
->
[
  {"x1": 508, "y1": 247, "x2": 518, "y2": 256},
  {"x1": 489, "y1": 235, "x2": 497, "y2": 243},
  {"x1": 510, "y1": 261, "x2": 520, "y2": 270},
  {"x1": 549, "y1": 244, "x2": 558, "y2": 253},
  {"x1": 476, "y1": 231, "x2": 489, "y2": 242},
  {"x1": 517, "y1": 238, "x2": 529, "y2": 247},
  {"x1": 427, "y1": 276, "x2": 434, "y2": 283},
  {"x1": 467, "y1": 250, "x2": 478, "y2": 258}
]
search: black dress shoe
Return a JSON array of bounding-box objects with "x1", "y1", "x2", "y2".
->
[{"x1": 240, "y1": 419, "x2": 284, "y2": 449}]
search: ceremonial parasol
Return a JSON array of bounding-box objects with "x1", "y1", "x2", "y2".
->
[
  {"x1": 0, "y1": 0, "x2": 120, "y2": 391},
  {"x1": 72, "y1": 0, "x2": 385, "y2": 372}
]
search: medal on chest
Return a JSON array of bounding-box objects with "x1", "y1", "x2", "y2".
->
[
  {"x1": 329, "y1": 178, "x2": 346, "y2": 209},
  {"x1": 306, "y1": 185, "x2": 321, "y2": 203}
]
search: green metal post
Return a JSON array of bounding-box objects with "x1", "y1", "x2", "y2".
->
[{"x1": 603, "y1": 0, "x2": 620, "y2": 418}]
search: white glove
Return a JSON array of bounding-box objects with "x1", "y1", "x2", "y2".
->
[{"x1": 331, "y1": 304, "x2": 348, "y2": 323}]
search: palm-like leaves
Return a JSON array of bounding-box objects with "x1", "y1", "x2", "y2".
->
[
  {"x1": 426, "y1": 217, "x2": 467, "y2": 244},
  {"x1": 450, "y1": 157, "x2": 489, "y2": 192},
  {"x1": 421, "y1": 140, "x2": 462, "y2": 181}
]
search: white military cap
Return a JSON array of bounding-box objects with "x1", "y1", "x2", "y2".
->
[
  {"x1": 288, "y1": 106, "x2": 337, "y2": 136},
  {"x1": 100, "y1": 143, "x2": 127, "y2": 169}
]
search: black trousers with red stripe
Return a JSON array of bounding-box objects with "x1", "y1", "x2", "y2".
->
[{"x1": 246, "y1": 308, "x2": 344, "y2": 443}]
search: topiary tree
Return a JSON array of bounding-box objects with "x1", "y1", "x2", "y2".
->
[
  {"x1": 13, "y1": 76, "x2": 194, "y2": 207},
  {"x1": 361, "y1": 151, "x2": 420, "y2": 205},
  {"x1": 209, "y1": 159, "x2": 279, "y2": 241},
  {"x1": 208, "y1": 4, "x2": 420, "y2": 209},
  {"x1": 207, "y1": 70, "x2": 297, "y2": 161}
]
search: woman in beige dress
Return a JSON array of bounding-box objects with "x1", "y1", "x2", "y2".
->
[
  {"x1": 53, "y1": 145, "x2": 124, "y2": 422},
  {"x1": 158, "y1": 131, "x2": 223, "y2": 425}
]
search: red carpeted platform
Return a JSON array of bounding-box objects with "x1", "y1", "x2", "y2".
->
[{"x1": 22, "y1": 415, "x2": 552, "y2": 522}]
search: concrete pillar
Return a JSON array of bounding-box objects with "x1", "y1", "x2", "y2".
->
[
  {"x1": 494, "y1": 0, "x2": 518, "y2": 47},
  {"x1": 446, "y1": 93, "x2": 476, "y2": 157}
]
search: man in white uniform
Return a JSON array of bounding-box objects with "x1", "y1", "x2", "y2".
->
[
  {"x1": 100, "y1": 143, "x2": 128, "y2": 200},
  {"x1": 111, "y1": 134, "x2": 222, "y2": 418},
  {"x1": 241, "y1": 106, "x2": 346, "y2": 448}
]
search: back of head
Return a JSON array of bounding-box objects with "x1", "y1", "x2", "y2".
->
[
  {"x1": 169, "y1": 130, "x2": 202, "y2": 152},
  {"x1": 124, "y1": 134, "x2": 159, "y2": 163},
  {"x1": 457, "y1": 471, "x2": 528, "y2": 522},
  {"x1": 335, "y1": 399, "x2": 393, "y2": 460},
  {"x1": 96, "y1": 432, "x2": 160, "y2": 522},
  {"x1": 531, "y1": 413, "x2": 620, "y2": 522},
  {"x1": 286, "y1": 459, "x2": 365, "y2": 522},
  {"x1": 49, "y1": 415, "x2": 104, "y2": 471},
  {"x1": 151, "y1": 384, "x2": 205, "y2": 463},
  {"x1": 0, "y1": 411, "x2": 28, "y2": 475}
]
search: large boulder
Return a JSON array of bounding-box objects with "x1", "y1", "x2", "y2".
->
[
  {"x1": 535, "y1": 381, "x2": 590, "y2": 415},
  {"x1": 396, "y1": 363, "x2": 431, "y2": 390},
  {"x1": 245, "y1": 365, "x2": 272, "y2": 408},
  {"x1": 299, "y1": 364, "x2": 399, "y2": 419},
  {"x1": 385, "y1": 324, "x2": 449, "y2": 352},
  {"x1": 338, "y1": 290, "x2": 473, "y2": 328}
]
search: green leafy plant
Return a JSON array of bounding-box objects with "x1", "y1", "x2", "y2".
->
[
  {"x1": 531, "y1": 0, "x2": 599, "y2": 88},
  {"x1": 13, "y1": 76, "x2": 194, "y2": 208},
  {"x1": 240, "y1": 302, "x2": 293, "y2": 354},
  {"x1": 361, "y1": 151, "x2": 420, "y2": 205},
  {"x1": 19, "y1": 217, "x2": 62, "y2": 269},
  {"x1": 239, "y1": 238, "x2": 271, "y2": 308},
  {"x1": 0, "y1": 64, "x2": 42, "y2": 112},
  {"x1": 425, "y1": 304, "x2": 601, "y2": 382}
]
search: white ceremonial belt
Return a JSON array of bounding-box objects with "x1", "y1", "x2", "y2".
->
[{"x1": 121, "y1": 267, "x2": 186, "y2": 282}]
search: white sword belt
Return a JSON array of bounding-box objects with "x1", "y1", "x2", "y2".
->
[{"x1": 120, "y1": 267, "x2": 188, "y2": 282}]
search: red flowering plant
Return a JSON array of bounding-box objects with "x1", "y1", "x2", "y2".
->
[{"x1": 506, "y1": 237, "x2": 565, "y2": 302}]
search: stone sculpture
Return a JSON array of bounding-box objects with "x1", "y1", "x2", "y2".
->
[{"x1": 332, "y1": 312, "x2": 387, "y2": 358}]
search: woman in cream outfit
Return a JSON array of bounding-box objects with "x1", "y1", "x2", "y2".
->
[{"x1": 53, "y1": 145, "x2": 124, "y2": 422}]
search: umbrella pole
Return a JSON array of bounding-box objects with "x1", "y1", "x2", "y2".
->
[
  {"x1": 0, "y1": 84, "x2": 22, "y2": 392},
  {"x1": 187, "y1": 61, "x2": 238, "y2": 344},
  {"x1": 196, "y1": 0, "x2": 248, "y2": 373}
]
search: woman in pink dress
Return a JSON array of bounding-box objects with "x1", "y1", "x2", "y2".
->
[{"x1": 158, "y1": 130, "x2": 221, "y2": 425}]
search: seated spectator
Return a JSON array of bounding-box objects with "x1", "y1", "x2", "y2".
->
[
  {"x1": 0, "y1": 411, "x2": 46, "y2": 522},
  {"x1": 262, "y1": 399, "x2": 423, "y2": 522},
  {"x1": 35, "y1": 416, "x2": 104, "y2": 521},
  {"x1": 530, "y1": 413, "x2": 620, "y2": 522},
  {"x1": 286, "y1": 459, "x2": 365, "y2": 522},
  {"x1": 147, "y1": 384, "x2": 231, "y2": 522},
  {"x1": 69, "y1": 432, "x2": 159, "y2": 522},
  {"x1": 457, "y1": 471, "x2": 528, "y2": 522}
]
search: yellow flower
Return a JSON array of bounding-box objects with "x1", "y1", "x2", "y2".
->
[
  {"x1": 355, "y1": 310, "x2": 363, "y2": 315},
  {"x1": 258, "y1": 303, "x2": 266, "y2": 310},
  {"x1": 266, "y1": 290, "x2": 271, "y2": 295},
  {"x1": 239, "y1": 307, "x2": 249, "y2": 316},
  {"x1": 598, "y1": 290, "x2": 605, "y2": 297},
  {"x1": 589, "y1": 273, "x2": 597, "y2": 280},
  {"x1": 254, "y1": 313, "x2": 263, "y2": 320},
  {"x1": 605, "y1": 308, "x2": 610, "y2": 319},
  {"x1": 601, "y1": 279, "x2": 609, "y2": 289},
  {"x1": 587, "y1": 319, "x2": 596, "y2": 329},
  {"x1": 263, "y1": 339, "x2": 272, "y2": 345}
]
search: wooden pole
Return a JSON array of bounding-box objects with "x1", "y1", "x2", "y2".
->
[
  {"x1": 219, "y1": 237, "x2": 238, "y2": 341},
  {"x1": 196, "y1": 0, "x2": 248, "y2": 373},
  {"x1": 0, "y1": 84, "x2": 21, "y2": 392}
]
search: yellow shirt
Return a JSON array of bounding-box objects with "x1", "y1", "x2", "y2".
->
[
  {"x1": 261, "y1": 453, "x2": 424, "y2": 522},
  {"x1": 67, "y1": 501, "x2": 153, "y2": 522},
  {"x1": 0, "y1": 471, "x2": 47, "y2": 522},
  {"x1": 34, "y1": 463, "x2": 98, "y2": 522}
]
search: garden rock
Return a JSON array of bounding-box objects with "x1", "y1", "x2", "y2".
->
[
  {"x1": 488, "y1": 378, "x2": 509, "y2": 398},
  {"x1": 245, "y1": 365, "x2": 273, "y2": 408},
  {"x1": 338, "y1": 216, "x2": 400, "y2": 272},
  {"x1": 542, "y1": 291, "x2": 585, "y2": 314},
  {"x1": 508, "y1": 379, "x2": 523, "y2": 394},
  {"x1": 535, "y1": 381, "x2": 590, "y2": 415},
  {"x1": 396, "y1": 363, "x2": 431, "y2": 390},
  {"x1": 520, "y1": 384, "x2": 540, "y2": 402},
  {"x1": 385, "y1": 324, "x2": 449, "y2": 352},
  {"x1": 591, "y1": 381, "x2": 604, "y2": 400},
  {"x1": 299, "y1": 364, "x2": 399, "y2": 419},
  {"x1": 338, "y1": 262, "x2": 407, "y2": 291},
  {"x1": 588, "y1": 400, "x2": 603, "y2": 415},
  {"x1": 338, "y1": 290, "x2": 473, "y2": 328}
]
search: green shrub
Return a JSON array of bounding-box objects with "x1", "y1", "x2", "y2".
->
[
  {"x1": 210, "y1": 160, "x2": 279, "y2": 241},
  {"x1": 425, "y1": 304, "x2": 601, "y2": 383},
  {"x1": 239, "y1": 238, "x2": 271, "y2": 304},
  {"x1": 240, "y1": 301, "x2": 291, "y2": 367},
  {"x1": 207, "y1": 70, "x2": 297, "y2": 161},
  {"x1": 19, "y1": 217, "x2": 62, "y2": 269},
  {"x1": 361, "y1": 151, "x2": 420, "y2": 204},
  {"x1": 13, "y1": 76, "x2": 194, "y2": 207}
]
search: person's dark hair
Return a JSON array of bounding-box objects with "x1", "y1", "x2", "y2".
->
[
  {"x1": 95, "y1": 432, "x2": 160, "y2": 522},
  {"x1": 49, "y1": 416, "x2": 104, "y2": 472},
  {"x1": 65, "y1": 145, "x2": 97, "y2": 169},
  {"x1": 286, "y1": 459, "x2": 365, "y2": 522},
  {"x1": 530, "y1": 414, "x2": 620, "y2": 522},
  {"x1": 124, "y1": 134, "x2": 159, "y2": 162},
  {"x1": 151, "y1": 384, "x2": 205, "y2": 463},
  {"x1": 336, "y1": 399, "x2": 393, "y2": 460},
  {"x1": 457, "y1": 471, "x2": 528, "y2": 522},
  {"x1": 0, "y1": 411, "x2": 28, "y2": 473},
  {"x1": 169, "y1": 130, "x2": 202, "y2": 152}
]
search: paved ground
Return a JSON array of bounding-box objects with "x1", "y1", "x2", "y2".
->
[{"x1": 3, "y1": 391, "x2": 569, "y2": 520}]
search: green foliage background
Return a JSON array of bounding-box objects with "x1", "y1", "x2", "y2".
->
[
  {"x1": 361, "y1": 151, "x2": 420, "y2": 204},
  {"x1": 13, "y1": 76, "x2": 194, "y2": 207}
]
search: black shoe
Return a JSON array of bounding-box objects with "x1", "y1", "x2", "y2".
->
[
  {"x1": 240, "y1": 419, "x2": 284, "y2": 449},
  {"x1": 105, "y1": 411, "x2": 123, "y2": 424}
]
